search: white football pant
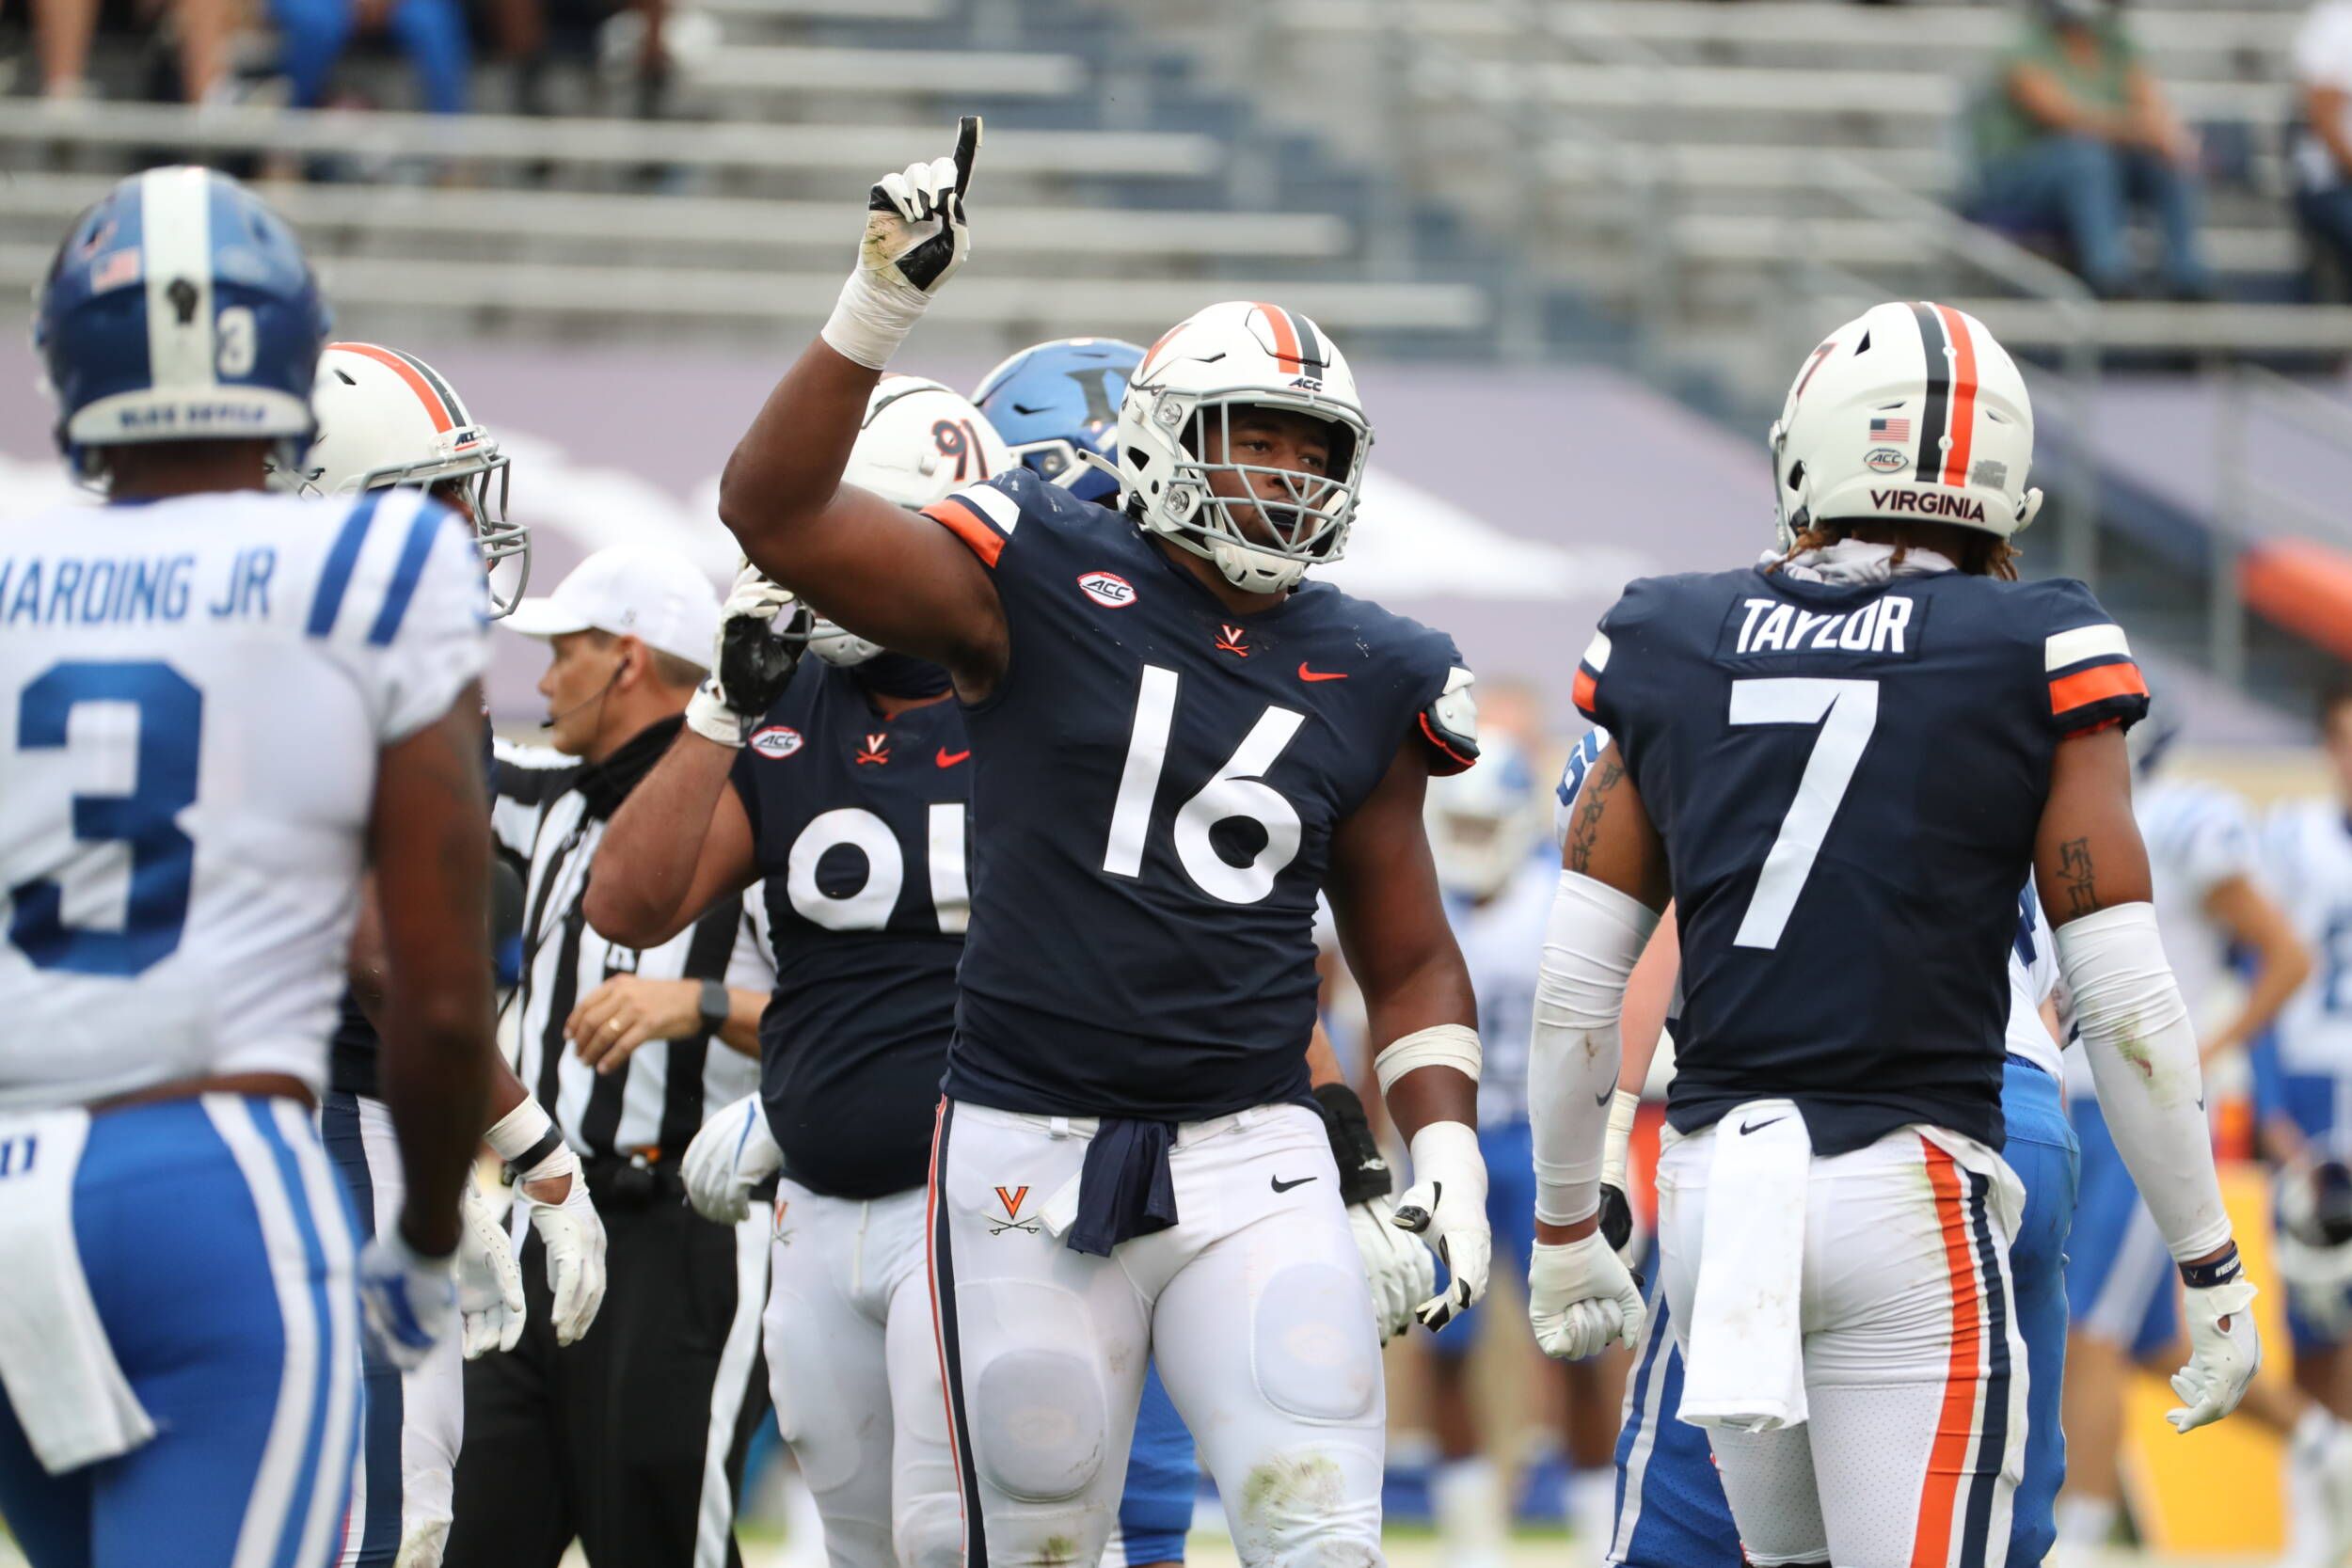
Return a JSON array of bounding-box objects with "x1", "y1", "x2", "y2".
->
[
  {"x1": 929, "y1": 1100, "x2": 1387, "y2": 1568},
  {"x1": 340, "y1": 1094, "x2": 464, "y2": 1568},
  {"x1": 762, "y1": 1179, "x2": 961, "y2": 1567},
  {"x1": 1657, "y1": 1122, "x2": 2029, "y2": 1568}
]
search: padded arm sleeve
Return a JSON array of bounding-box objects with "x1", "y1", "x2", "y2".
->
[
  {"x1": 2057, "y1": 902, "x2": 2233, "y2": 1262},
  {"x1": 1530, "y1": 870, "x2": 1661, "y2": 1227}
]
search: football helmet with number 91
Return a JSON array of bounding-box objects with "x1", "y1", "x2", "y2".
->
[
  {"x1": 271, "y1": 341, "x2": 531, "y2": 617},
  {"x1": 1113, "y1": 301, "x2": 1371, "y2": 595},
  {"x1": 816, "y1": 373, "x2": 1013, "y2": 666}
]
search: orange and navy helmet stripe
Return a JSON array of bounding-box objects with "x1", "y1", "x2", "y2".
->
[
  {"x1": 332, "y1": 341, "x2": 469, "y2": 439},
  {"x1": 1250, "y1": 302, "x2": 1328, "y2": 374},
  {"x1": 1908, "y1": 303, "x2": 1981, "y2": 489}
]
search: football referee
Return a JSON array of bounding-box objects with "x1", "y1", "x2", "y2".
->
[{"x1": 444, "y1": 547, "x2": 776, "y2": 1568}]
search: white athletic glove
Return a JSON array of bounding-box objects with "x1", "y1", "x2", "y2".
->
[
  {"x1": 2169, "y1": 1271, "x2": 2262, "y2": 1433},
  {"x1": 358, "y1": 1226, "x2": 457, "y2": 1372},
  {"x1": 453, "y1": 1177, "x2": 526, "y2": 1359},
  {"x1": 685, "y1": 564, "x2": 809, "y2": 748},
  {"x1": 821, "y1": 116, "x2": 981, "y2": 369},
  {"x1": 1349, "y1": 1196, "x2": 1437, "y2": 1344},
  {"x1": 682, "y1": 1092, "x2": 784, "y2": 1226},
  {"x1": 1529, "y1": 1231, "x2": 1646, "y2": 1360},
  {"x1": 1391, "y1": 1121, "x2": 1492, "y2": 1331},
  {"x1": 521, "y1": 1148, "x2": 608, "y2": 1347}
]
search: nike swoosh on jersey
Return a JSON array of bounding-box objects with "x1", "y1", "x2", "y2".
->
[
  {"x1": 935, "y1": 749, "x2": 971, "y2": 768},
  {"x1": 1297, "y1": 663, "x2": 1348, "y2": 682}
]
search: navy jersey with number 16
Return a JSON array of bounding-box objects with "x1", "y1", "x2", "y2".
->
[
  {"x1": 1572, "y1": 562, "x2": 2147, "y2": 1156},
  {"x1": 920, "y1": 469, "x2": 1474, "y2": 1122}
]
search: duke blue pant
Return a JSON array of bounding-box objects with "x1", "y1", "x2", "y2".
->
[{"x1": 0, "y1": 1095, "x2": 361, "y2": 1568}]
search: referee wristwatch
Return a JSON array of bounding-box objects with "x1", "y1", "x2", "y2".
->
[{"x1": 697, "y1": 978, "x2": 730, "y2": 1037}]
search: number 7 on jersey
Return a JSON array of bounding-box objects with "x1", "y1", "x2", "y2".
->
[{"x1": 1728, "y1": 677, "x2": 1880, "y2": 951}]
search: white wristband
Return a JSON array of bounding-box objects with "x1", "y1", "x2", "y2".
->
[
  {"x1": 485, "y1": 1098, "x2": 558, "y2": 1164},
  {"x1": 1375, "y1": 1022, "x2": 1483, "y2": 1097},
  {"x1": 819, "y1": 266, "x2": 931, "y2": 370},
  {"x1": 1601, "y1": 1088, "x2": 1641, "y2": 1192}
]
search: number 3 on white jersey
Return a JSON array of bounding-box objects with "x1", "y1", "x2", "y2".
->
[{"x1": 1728, "y1": 677, "x2": 1880, "y2": 950}]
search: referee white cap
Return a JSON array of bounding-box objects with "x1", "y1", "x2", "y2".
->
[{"x1": 503, "y1": 546, "x2": 720, "y2": 667}]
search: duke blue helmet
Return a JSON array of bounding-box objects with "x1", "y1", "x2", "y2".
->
[
  {"x1": 36, "y1": 166, "x2": 329, "y2": 483},
  {"x1": 971, "y1": 336, "x2": 1142, "y2": 504}
]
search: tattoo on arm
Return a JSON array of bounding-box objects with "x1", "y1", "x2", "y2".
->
[
  {"x1": 2059, "y1": 835, "x2": 2098, "y2": 919},
  {"x1": 1566, "y1": 754, "x2": 1625, "y2": 875}
]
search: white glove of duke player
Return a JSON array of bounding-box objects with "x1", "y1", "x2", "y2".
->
[
  {"x1": 2168, "y1": 1272, "x2": 2262, "y2": 1433},
  {"x1": 685, "y1": 564, "x2": 808, "y2": 748},
  {"x1": 1529, "y1": 1232, "x2": 1646, "y2": 1360},
  {"x1": 358, "y1": 1226, "x2": 457, "y2": 1371},
  {"x1": 821, "y1": 116, "x2": 981, "y2": 369},
  {"x1": 453, "y1": 1177, "x2": 526, "y2": 1359},
  {"x1": 682, "y1": 1093, "x2": 784, "y2": 1225},
  {"x1": 1391, "y1": 1121, "x2": 1492, "y2": 1331},
  {"x1": 517, "y1": 1142, "x2": 608, "y2": 1346}
]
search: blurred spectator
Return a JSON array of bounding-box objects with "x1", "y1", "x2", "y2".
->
[
  {"x1": 2293, "y1": 0, "x2": 2352, "y2": 294},
  {"x1": 31, "y1": 0, "x2": 230, "y2": 103},
  {"x1": 270, "y1": 0, "x2": 469, "y2": 113},
  {"x1": 1968, "y1": 0, "x2": 2215, "y2": 300}
]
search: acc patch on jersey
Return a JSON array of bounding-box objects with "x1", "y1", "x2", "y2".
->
[
  {"x1": 750, "y1": 725, "x2": 803, "y2": 760},
  {"x1": 1077, "y1": 571, "x2": 1136, "y2": 609}
]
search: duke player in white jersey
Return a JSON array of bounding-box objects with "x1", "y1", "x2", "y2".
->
[
  {"x1": 0, "y1": 167, "x2": 493, "y2": 1567},
  {"x1": 2058, "y1": 715, "x2": 2330, "y2": 1560},
  {"x1": 2260, "y1": 683, "x2": 2352, "y2": 1411}
]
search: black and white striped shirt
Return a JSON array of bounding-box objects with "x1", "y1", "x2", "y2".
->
[{"x1": 494, "y1": 720, "x2": 769, "y2": 1161}]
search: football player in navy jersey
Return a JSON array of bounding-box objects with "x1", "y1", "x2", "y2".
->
[
  {"x1": 713, "y1": 121, "x2": 1486, "y2": 1565},
  {"x1": 1526, "y1": 300, "x2": 2259, "y2": 1568}
]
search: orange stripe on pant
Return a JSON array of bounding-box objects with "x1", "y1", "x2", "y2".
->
[
  {"x1": 1932, "y1": 305, "x2": 1979, "y2": 488},
  {"x1": 921, "y1": 498, "x2": 1005, "y2": 568},
  {"x1": 1914, "y1": 1138, "x2": 1984, "y2": 1568}
]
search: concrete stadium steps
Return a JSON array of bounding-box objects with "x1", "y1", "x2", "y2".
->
[
  {"x1": 0, "y1": 239, "x2": 1486, "y2": 341},
  {"x1": 0, "y1": 101, "x2": 1222, "y2": 186},
  {"x1": 0, "y1": 171, "x2": 1355, "y2": 277}
]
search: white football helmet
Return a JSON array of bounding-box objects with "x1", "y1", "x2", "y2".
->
[
  {"x1": 815, "y1": 374, "x2": 1013, "y2": 666},
  {"x1": 1113, "y1": 300, "x2": 1371, "y2": 594},
  {"x1": 1767, "y1": 300, "x2": 2042, "y2": 554},
  {"x1": 1425, "y1": 734, "x2": 1544, "y2": 904},
  {"x1": 272, "y1": 341, "x2": 529, "y2": 616}
]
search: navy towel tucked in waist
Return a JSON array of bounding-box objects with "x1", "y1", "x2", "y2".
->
[{"x1": 1067, "y1": 1117, "x2": 1178, "y2": 1258}]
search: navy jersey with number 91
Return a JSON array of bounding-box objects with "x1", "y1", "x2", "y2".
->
[
  {"x1": 920, "y1": 469, "x2": 1474, "y2": 1121},
  {"x1": 1572, "y1": 561, "x2": 2147, "y2": 1155}
]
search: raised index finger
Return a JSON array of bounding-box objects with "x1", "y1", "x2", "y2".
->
[{"x1": 951, "y1": 115, "x2": 981, "y2": 199}]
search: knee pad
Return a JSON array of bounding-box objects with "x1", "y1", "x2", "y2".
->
[
  {"x1": 1253, "y1": 1262, "x2": 1380, "y2": 1423},
  {"x1": 971, "y1": 1346, "x2": 1108, "y2": 1502},
  {"x1": 893, "y1": 1489, "x2": 965, "y2": 1568}
]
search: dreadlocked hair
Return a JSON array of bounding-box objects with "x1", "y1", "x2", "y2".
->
[{"x1": 1766, "y1": 522, "x2": 2021, "y2": 581}]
